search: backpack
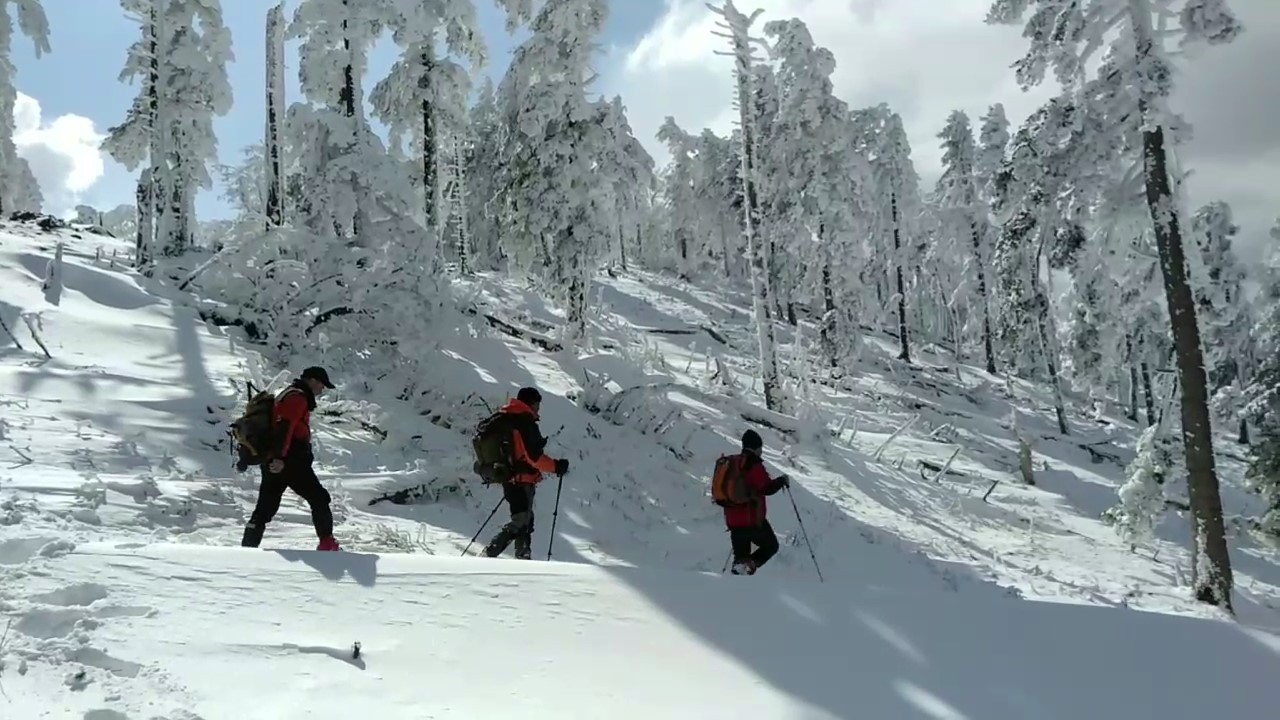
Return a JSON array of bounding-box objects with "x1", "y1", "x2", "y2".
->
[
  {"x1": 710, "y1": 453, "x2": 752, "y2": 506},
  {"x1": 229, "y1": 384, "x2": 284, "y2": 470},
  {"x1": 472, "y1": 412, "x2": 514, "y2": 484}
]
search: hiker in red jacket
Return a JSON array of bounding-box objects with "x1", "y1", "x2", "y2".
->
[
  {"x1": 725, "y1": 429, "x2": 789, "y2": 575},
  {"x1": 240, "y1": 366, "x2": 341, "y2": 551},
  {"x1": 482, "y1": 387, "x2": 569, "y2": 559}
]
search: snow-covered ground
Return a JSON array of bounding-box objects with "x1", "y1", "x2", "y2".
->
[{"x1": 2, "y1": 220, "x2": 1279, "y2": 717}]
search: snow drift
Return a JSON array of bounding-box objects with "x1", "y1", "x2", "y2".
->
[{"x1": 5, "y1": 542, "x2": 1279, "y2": 719}]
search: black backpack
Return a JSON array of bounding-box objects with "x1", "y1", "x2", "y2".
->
[{"x1": 472, "y1": 411, "x2": 514, "y2": 484}]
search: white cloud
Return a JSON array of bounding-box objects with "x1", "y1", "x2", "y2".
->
[
  {"x1": 604, "y1": 0, "x2": 1280, "y2": 249},
  {"x1": 13, "y1": 91, "x2": 107, "y2": 215}
]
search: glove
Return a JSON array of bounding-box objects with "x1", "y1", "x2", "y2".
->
[
  {"x1": 776, "y1": 474, "x2": 790, "y2": 488},
  {"x1": 554, "y1": 458, "x2": 570, "y2": 476}
]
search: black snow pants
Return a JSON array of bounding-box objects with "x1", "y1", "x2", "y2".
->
[
  {"x1": 730, "y1": 519, "x2": 779, "y2": 570},
  {"x1": 483, "y1": 482, "x2": 537, "y2": 559},
  {"x1": 240, "y1": 446, "x2": 334, "y2": 547}
]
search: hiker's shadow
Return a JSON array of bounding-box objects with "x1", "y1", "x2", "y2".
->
[{"x1": 273, "y1": 549, "x2": 379, "y2": 587}]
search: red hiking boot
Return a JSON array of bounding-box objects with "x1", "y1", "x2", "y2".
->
[{"x1": 317, "y1": 536, "x2": 340, "y2": 551}]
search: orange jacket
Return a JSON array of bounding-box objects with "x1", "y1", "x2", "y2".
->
[{"x1": 502, "y1": 398, "x2": 558, "y2": 484}]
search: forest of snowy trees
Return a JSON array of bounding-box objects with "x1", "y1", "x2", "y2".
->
[{"x1": 1, "y1": 0, "x2": 1278, "y2": 613}]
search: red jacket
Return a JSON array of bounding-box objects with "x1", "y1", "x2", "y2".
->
[
  {"x1": 272, "y1": 385, "x2": 314, "y2": 459},
  {"x1": 723, "y1": 453, "x2": 785, "y2": 528},
  {"x1": 502, "y1": 398, "x2": 558, "y2": 484}
]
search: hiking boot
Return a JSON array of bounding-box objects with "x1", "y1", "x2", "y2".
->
[
  {"x1": 730, "y1": 559, "x2": 757, "y2": 576},
  {"x1": 317, "y1": 536, "x2": 340, "y2": 551}
]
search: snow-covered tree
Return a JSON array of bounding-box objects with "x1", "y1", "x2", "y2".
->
[
  {"x1": 493, "y1": 0, "x2": 611, "y2": 341},
  {"x1": 1108, "y1": 424, "x2": 1172, "y2": 549},
  {"x1": 936, "y1": 110, "x2": 996, "y2": 374},
  {"x1": 596, "y1": 95, "x2": 654, "y2": 272},
  {"x1": 0, "y1": 0, "x2": 48, "y2": 216},
  {"x1": 103, "y1": 0, "x2": 232, "y2": 262},
  {"x1": 1190, "y1": 201, "x2": 1252, "y2": 441},
  {"x1": 462, "y1": 76, "x2": 503, "y2": 269},
  {"x1": 989, "y1": 0, "x2": 1242, "y2": 611},
  {"x1": 762, "y1": 18, "x2": 866, "y2": 372},
  {"x1": 710, "y1": 0, "x2": 782, "y2": 410},
  {"x1": 855, "y1": 104, "x2": 920, "y2": 363},
  {"x1": 370, "y1": 0, "x2": 485, "y2": 244}
]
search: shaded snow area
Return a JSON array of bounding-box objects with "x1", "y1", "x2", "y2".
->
[
  {"x1": 8, "y1": 543, "x2": 1280, "y2": 719},
  {"x1": 0, "y1": 220, "x2": 1278, "y2": 717}
]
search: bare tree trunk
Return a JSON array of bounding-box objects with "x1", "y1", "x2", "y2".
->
[
  {"x1": 1134, "y1": 55, "x2": 1232, "y2": 607},
  {"x1": 892, "y1": 191, "x2": 910, "y2": 362},
  {"x1": 264, "y1": 2, "x2": 285, "y2": 229},
  {"x1": 972, "y1": 221, "x2": 996, "y2": 374},
  {"x1": 420, "y1": 48, "x2": 436, "y2": 235}
]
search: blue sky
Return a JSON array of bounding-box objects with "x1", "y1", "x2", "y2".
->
[{"x1": 11, "y1": 0, "x2": 663, "y2": 220}]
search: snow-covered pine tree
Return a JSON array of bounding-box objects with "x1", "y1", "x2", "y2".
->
[
  {"x1": 370, "y1": 0, "x2": 486, "y2": 248},
  {"x1": 463, "y1": 77, "x2": 503, "y2": 269},
  {"x1": 710, "y1": 0, "x2": 782, "y2": 411},
  {"x1": 264, "y1": 1, "x2": 285, "y2": 228},
  {"x1": 1245, "y1": 236, "x2": 1280, "y2": 537},
  {"x1": 693, "y1": 129, "x2": 746, "y2": 279},
  {"x1": 103, "y1": 0, "x2": 231, "y2": 263},
  {"x1": 0, "y1": 0, "x2": 48, "y2": 216},
  {"x1": 762, "y1": 18, "x2": 864, "y2": 373},
  {"x1": 989, "y1": 0, "x2": 1241, "y2": 611},
  {"x1": 102, "y1": 0, "x2": 161, "y2": 266},
  {"x1": 854, "y1": 104, "x2": 919, "y2": 363},
  {"x1": 288, "y1": 0, "x2": 391, "y2": 243},
  {"x1": 494, "y1": 0, "x2": 611, "y2": 342},
  {"x1": 159, "y1": 0, "x2": 232, "y2": 257},
  {"x1": 1190, "y1": 201, "x2": 1253, "y2": 442},
  {"x1": 1108, "y1": 424, "x2": 1172, "y2": 549},
  {"x1": 937, "y1": 110, "x2": 996, "y2": 374},
  {"x1": 597, "y1": 95, "x2": 654, "y2": 272},
  {"x1": 656, "y1": 117, "x2": 698, "y2": 276}
]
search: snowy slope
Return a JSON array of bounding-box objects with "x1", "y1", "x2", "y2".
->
[
  {"x1": 4, "y1": 542, "x2": 1279, "y2": 719},
  {"x1": 2, "y1": 219, "x2": 1280, "y2": 715}
]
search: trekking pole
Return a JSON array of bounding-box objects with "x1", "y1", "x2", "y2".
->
[
  {"x1": 786, "y1": 485, "x2": 824, "y2": 582},
  {"x1": 545, "y1": 471, "x2": 566, "y2": 561},
  {"x1": 461, "y1": 497, "x2": 504, "y2": 556},
  {"x1": 722, "y1": 549, "x2": 733, "y2": 574}
]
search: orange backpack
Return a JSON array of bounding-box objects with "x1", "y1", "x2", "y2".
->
[{"x1": 711, "y1": 454, "x2": 752, "y2": 506}]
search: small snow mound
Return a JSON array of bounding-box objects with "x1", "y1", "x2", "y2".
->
[
  {"x1": 15, "y1": 607, "x2": 91, "y2": 639},
  {"x1": 84, "y1": 710, "x2": 130, "y2": 720},
  {"x1": 0, "y1": 536, "x2": 59, "y2": 565},
  {"x1": 30, "y1": 582, "x2": 110, "y2": 607}
]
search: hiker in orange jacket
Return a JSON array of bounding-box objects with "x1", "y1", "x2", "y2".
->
[{"x1": 482, "y1": 387, "x2": 569, "y2": 559}]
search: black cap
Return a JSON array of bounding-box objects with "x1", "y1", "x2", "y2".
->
[
  {"x1": 517, "y1": 387, "x2": 542, "y2": 405},
  {"x1": 742, "y1": 429, "x2": 762, "y2": 450},
  {"x1": 301, "y1": 366, "x2": 335, "y2": 389}
]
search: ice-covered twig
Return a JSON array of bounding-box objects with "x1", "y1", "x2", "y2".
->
[
  {"x1": 20, "y1": 316, "x2": 52, "y2": 359},
  {"x1": 0, "y1": 316, "x2": 23, "y2": 351},
  {"x1": 873, "y1": 413, "x2": 919, "y2": 462}
]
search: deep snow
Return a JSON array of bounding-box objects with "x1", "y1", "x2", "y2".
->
[
  {"x1": 6, "y1": 542, "x2": 1280, "y2": 719},
  {"x1": 1, "y1": 219, "x2": 1279, "y2": 717}
]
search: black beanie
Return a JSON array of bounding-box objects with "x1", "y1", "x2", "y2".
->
[
  {"x1": 742, "y1": 429, "x2": 763, "y2": 450},
  {"x1": 517, "y1": 387, "x2": 543, "y2": 405}
]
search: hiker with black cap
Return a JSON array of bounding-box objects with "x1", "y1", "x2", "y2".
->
[
  {"x1": 480, "y1": 386, "x2": 569, "y2": 559},
  {"x1": 240, "y1": 366, "x2": 341, "y2": 551},
  {"x1": 714, "y1": 429, "x2": 789, "y2": 575}
]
